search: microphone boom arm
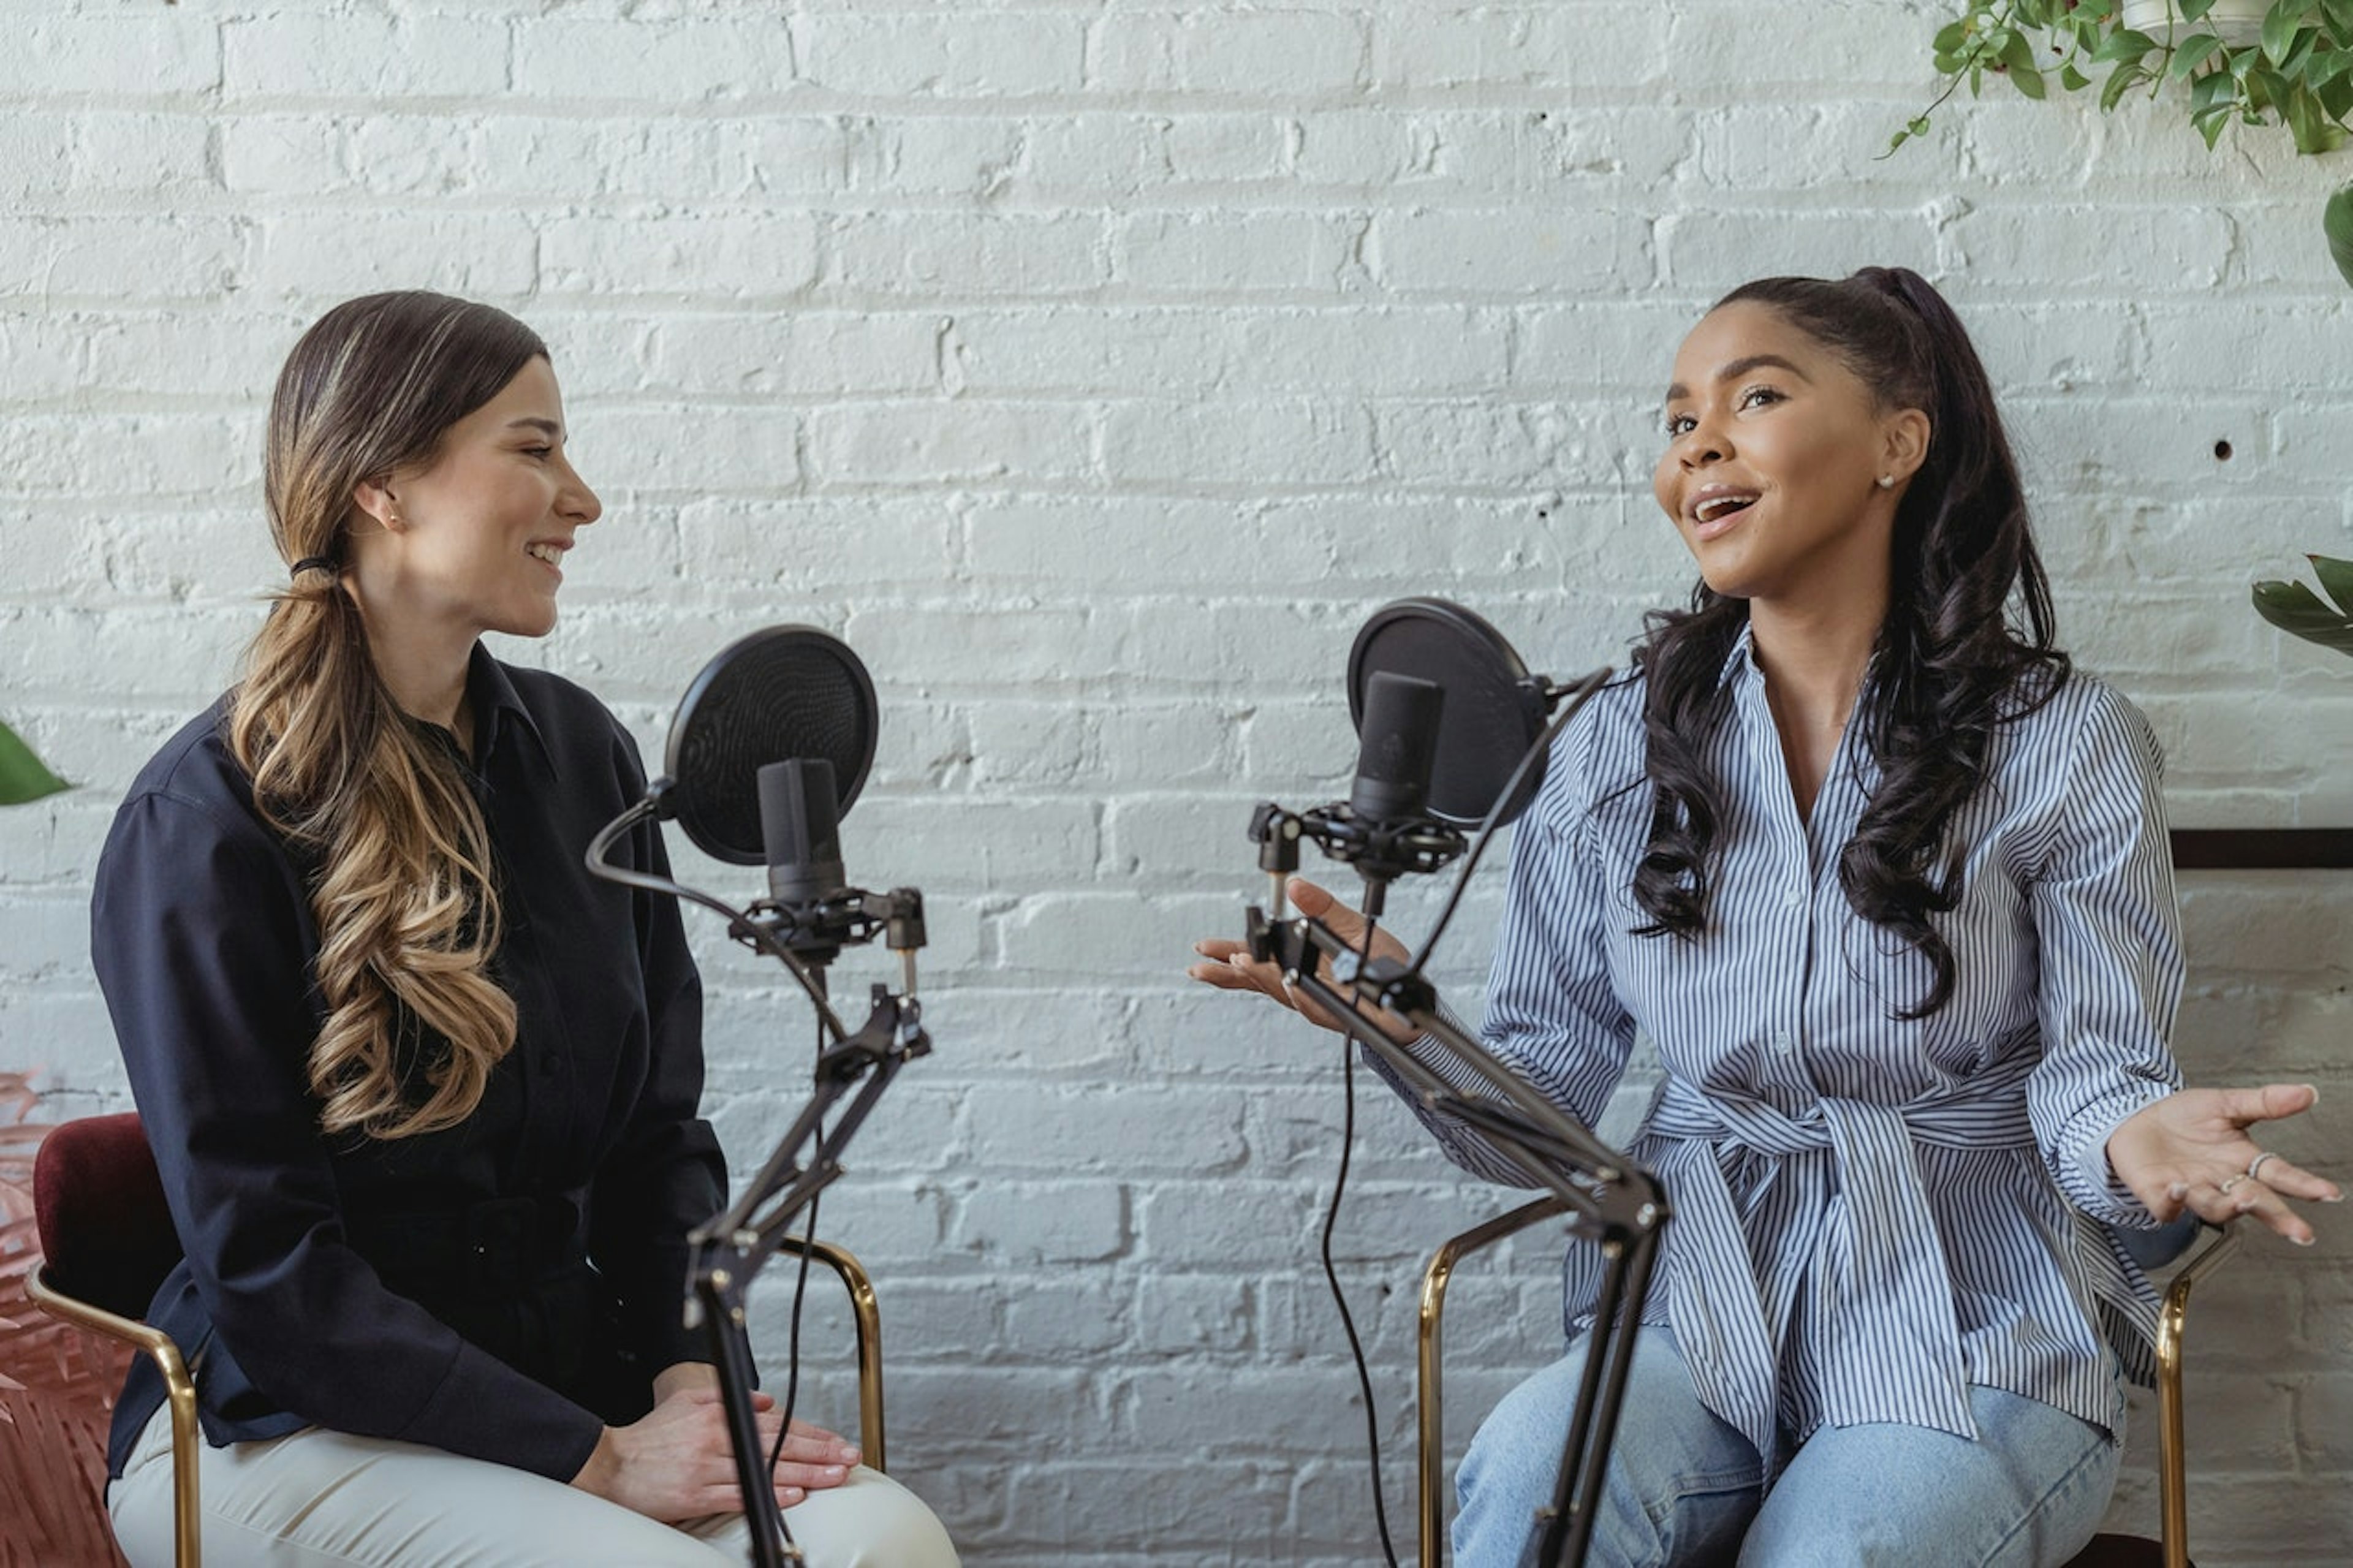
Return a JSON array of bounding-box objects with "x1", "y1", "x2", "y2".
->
[{"x1": 1248, "y1": 911, "x2": 1668, "y2": 1568}]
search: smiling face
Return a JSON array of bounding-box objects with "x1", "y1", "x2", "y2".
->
[
  {"x1": 1651, "y1": 300, "x2": 1927, "y2": 610},
  {"x1": 350, "y1": 356, "x2": 600, "y2": 644}
]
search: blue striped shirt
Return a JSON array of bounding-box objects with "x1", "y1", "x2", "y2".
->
[{"x1": 1382, "y1": 626, "x2": 2183, "y2": 1459}]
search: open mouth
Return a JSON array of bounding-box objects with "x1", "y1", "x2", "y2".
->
[
  {"x1": 1693, "y1": 493, "x2": 1757, "y2": 526},
  {"x1": 526, "y1": 542, "x2": 563, "y2": 566}
]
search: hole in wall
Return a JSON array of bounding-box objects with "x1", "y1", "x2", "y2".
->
[{"x1": 2213, "y1": 440, "x2": 2234, "y2": 461}]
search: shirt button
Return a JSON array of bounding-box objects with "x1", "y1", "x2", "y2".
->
[
  {"x1": 1771, "y1": 1031, "x2": 1794, "y2": 1055},
  {"x1": 1783, "y1": 885, "x2": 1805, "y2": 909}
]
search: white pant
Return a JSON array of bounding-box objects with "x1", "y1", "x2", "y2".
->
[{"x1": 108, "y1": 1402, "x2": 960, "y2": 1568}]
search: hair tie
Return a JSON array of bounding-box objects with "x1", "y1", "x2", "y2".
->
[{"x1": 290, "y1": 555, "x2": 336, "y2": 579}]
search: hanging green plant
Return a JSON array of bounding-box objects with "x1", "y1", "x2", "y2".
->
[
  {"x1": 2253, "y1": 553, "x2": 2353, "y2": 654},
  {"x1": 0, "y1": 721, "x2": 67, "y2": 807},
  {"x1": 1899, "y1": 0, "x2": 2353, "y2": 154},
  {"x1": 2326, "y1": 178, "x2": 2353, "y2": 284},
  {"x1": 1898, "y1": 1, "x2": 2353, "y2": 278}
]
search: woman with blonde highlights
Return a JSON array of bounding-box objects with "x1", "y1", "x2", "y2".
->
[{"x1": 93, "y1": 292, "x2": 957, "y2": 1567}]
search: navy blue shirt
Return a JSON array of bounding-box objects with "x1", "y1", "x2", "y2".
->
[{"x1": 91, "y1": 646, "x2": 724, "y2": 1483}]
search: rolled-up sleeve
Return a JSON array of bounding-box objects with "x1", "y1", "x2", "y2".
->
[
  {"x1": 1363, "y1": 716, "x2": 1639, "y2": 1186},
  {"x1": 2023, "y1": 685, "x2": 2185, "y2": 1226}
]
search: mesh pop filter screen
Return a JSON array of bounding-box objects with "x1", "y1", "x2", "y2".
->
[
  {"x1": 664, "y1": 626, "x2": 878, "y2": 866},
  {"x1": 1346, "y1": 598, "x2": 1547, "y2": 828}
]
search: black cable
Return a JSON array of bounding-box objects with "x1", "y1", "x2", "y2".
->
[
  {"x1": 585, "y1": 801, "x2": 851, "y2": 1041},
  {"x1": 762, "y1": 1012, "x2": 828, "y2": 1554},
  {"x1": 1406, "y1": 669, "x2": 1611, "y2": 979},
  {"x1": 1320, "y1": 914, "x2": 1401, "y2": 1568}
]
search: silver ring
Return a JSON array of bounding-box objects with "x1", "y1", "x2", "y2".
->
[
  {"x1": 2247, "y1": 1151, "x2": 2281, "y2": 1184},
  {"x1": 2218, "y1": 1175, "x2": 2245, "y2": 1195}
]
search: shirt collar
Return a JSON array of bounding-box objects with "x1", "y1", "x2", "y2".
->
[
  {"x1": 1716, "y1": 616, "x2": 1760, "y2": 690},
  {"x1": 461, "y1": 643, "x2": 553, "y2": 779}
]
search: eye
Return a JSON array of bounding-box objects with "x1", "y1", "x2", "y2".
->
[
  {"x1": 1664, "y1": 412, "x2": 1696, "y2": 437},
  {"x1": 1737, "y1": 385, "x2": 1784, "y2": 412},
  {"x1": 520, "y1": 445, "x2": 553, "y2": 460}
]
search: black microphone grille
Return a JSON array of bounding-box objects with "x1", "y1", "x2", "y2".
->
[
  {"x1": 665, "y1": 627, "x2": 879, "y2": 867},
  {"x1": 1350, "y1": 670, "x2": 1444, "y2": 823}
]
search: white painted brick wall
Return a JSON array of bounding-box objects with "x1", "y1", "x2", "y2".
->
[{"x1": 4, "y1": 2, "x2": 2349, "y2": 1562}]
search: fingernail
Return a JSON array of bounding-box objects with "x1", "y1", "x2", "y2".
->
[
  {"x1": 825, "y1": 1464, "x2": 846, "y2": 1479},
  {"x1": 2295, "y1": 1233, "x2": 2315, "y2": 1246},
  {"x1": 2167, "y1": 1183, "x2": 2189, "y2": 1201}
]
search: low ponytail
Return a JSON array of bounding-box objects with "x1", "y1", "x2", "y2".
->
[{"x1": 230, "y1": 292, "x2": 544, "y2": 1139}]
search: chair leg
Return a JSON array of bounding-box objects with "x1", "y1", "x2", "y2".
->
[
  {"x1": 1416, "y1": 1198, "x2": 1571, "y2": 1568},
  {"x1": 2156, "y1": 1226, "x2": 2237, "y2": 1568},
  {"x1": 778, "y1": 1235, "x2": 887, "y2": 1474}
]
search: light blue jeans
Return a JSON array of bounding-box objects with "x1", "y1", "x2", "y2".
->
[{"x1": 1454, "y1": 1327, "x2": 2120, "y2": 1568}]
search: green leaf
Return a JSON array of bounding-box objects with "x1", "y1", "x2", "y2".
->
[
  {"x1": 2253, "y1": 578, "x2": 2353, "y2": 655},
  {"x1": 2311, "y1": 553, "x2": 2353, "y2": 614},
  {"x1": 2327, "y1": 0, "x2": 2353, "y2": 42},
  {"x1": 2286, "y1": 87, "x2": 2348, "y2": 148},
  {"x1": 0, "y1": 723, "x2": 67, "y2": 808},
  {"x1": 2170, "y1": 31, "x2": 2229, "y2": 78},
  {"x1": 2102, "y1": 61, "x2": 2154, "y2": 108},
  {"x1": 2183, "y1": 0, "x2": 2219, "y2": 21},
  {"x1": 2094, "y1": 26, "x2": 2161, "y2": 62},
  {"x1": 2324, "y1": 180, "x2": 2353, "y2": 288},
  {"x1": 2265, "y1": 0, "x2": 2303, "y2": 61},
  {"x1": 1934, "y1": 18, "x2": 1972, "y2": 53},
  {"x1": 1999, "y1": 27, "x2": 2039, "y2": 71},
  {"x1": 2012, "y1": 61, "x2": 2050, "y2": 96},
  {"x1": 2062, "y1": 61, "x2": 2093, "y2": 89}
]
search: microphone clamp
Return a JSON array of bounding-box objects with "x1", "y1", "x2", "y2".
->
[
  {"x1": 1249, "y1": 799, "x2": 1469, "y2": 889},
  {"x1": 740, "y1": 886, "x2": 927, "y2": 968}
]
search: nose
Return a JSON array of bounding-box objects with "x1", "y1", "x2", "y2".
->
[
  {"x1": 1677, "y1": 419, "x2": 1726, "y2": 471},
  {"x1": 559, "y1": 459, "x2": 602, "y2": 527}
]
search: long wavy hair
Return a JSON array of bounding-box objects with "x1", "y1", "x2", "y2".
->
[
  {"x1": 1629, "y1": 267, "x2": 2068, "y2": 1019},
  {"x1": 229, "y1": 292, "x2": 547, "y2": 1139}
]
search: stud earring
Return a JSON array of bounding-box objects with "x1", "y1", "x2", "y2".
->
[{"x1": 1876, "y1": 475, "x2": 1894, "y2": 489}]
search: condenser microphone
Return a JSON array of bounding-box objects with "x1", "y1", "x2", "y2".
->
[
  {"x1": 1349, "y1": 671, "x2": 1444, "y2": 824},
  {"x1": 759, "y1": 757, "x2": 844, "y2": 906}
]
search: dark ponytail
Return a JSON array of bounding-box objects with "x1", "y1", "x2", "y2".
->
[{"x1": 1630, "y1": 267, "x2": 2067, "y2": 1019}]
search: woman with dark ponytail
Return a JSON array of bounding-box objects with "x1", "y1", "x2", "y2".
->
[
  {"x1": 93, "y1": 292, "x2": 957, "y2": 1566},
  {"x1": 1195, "y1": 268, "x2": 2336, "y2": 1564}
]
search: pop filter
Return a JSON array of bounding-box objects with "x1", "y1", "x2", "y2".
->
[
  {"x1": 664, "y1": 626, "x2": 878, "y2": 867},
  {"x1": 1347, "y1": 598, "x2": 1550, "y2": 828}
]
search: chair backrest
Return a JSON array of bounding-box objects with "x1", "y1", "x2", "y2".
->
[{"x1": 32, "y1": 1112, "x2": 182, "y2": 1319}]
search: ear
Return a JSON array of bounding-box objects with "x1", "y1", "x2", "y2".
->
[
  {"x1": 350, "y1": 475, "x2": 404, "y2": 532},
  {"x1": 1880, "y1": 407, "x2": 1931, "y2": 487}
]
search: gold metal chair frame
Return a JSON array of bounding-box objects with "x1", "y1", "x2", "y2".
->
[
  {"x1": 1414, "y1": 1200, "x2": 2237, "y2": 1568},
  {"x1": 777, "y1": 1233, "x2": 889, "y2": 1472},
  {"x1": 23, "y1": 1259, "x2": 205, "y2": 1568},
  {"x1": 21, "y1": 1233, "x2": 890, "y2": 1568}
]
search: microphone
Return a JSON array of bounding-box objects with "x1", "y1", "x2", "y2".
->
[
  {"x1": 1348, "y1": 671, "x2": 1444, "y2": 824},
  {"x1": 759, "y1": 757, "x2": 844, "y2": 906}
]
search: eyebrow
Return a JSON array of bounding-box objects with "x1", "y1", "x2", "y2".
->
[
  {"x1": 506, "y1": 417, "x2": 564, "y2": 439},
  {"x1": 1662, "y1": 354, "x2": 1812, "y2": 406}
]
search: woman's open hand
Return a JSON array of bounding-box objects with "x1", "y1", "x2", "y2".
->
[
  {"x1": 2106, "y1": 1083, "x2": 2341, "y2": 1245},
  {"x1": 570, "y1": 1384, "x2": 861, "y2": 1523},
  {"x1": 1188, "y1": 876, "x2": 1419, "y2": 1043}
]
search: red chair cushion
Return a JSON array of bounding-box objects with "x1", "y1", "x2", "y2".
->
[{"x1": 31, "y1": 1112, "x2": 182, "y2": 1319}]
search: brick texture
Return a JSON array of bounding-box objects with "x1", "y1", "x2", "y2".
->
[{"x1": 4, "y1": 1, "x2": 2349, "y2": 1562}]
